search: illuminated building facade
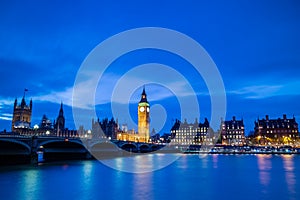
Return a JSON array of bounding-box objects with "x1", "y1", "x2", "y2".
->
[
  {"x1": 254, "y1": 114, "x2": 299, "y2": 145},
  {"x1": 114, "y1": 87, "x2": 150, "y2": 143},
  {"x1": 171, "y1": 118, "x2": 213, "y2": 145},
  {"x1": 221, "y1": 116, "x2": 245, "y2": 146},
  {"x1": 11, "y1": 96, "x2": 32, "y2": 133},
  {"x1": 11, "y1": 97, "x2": 77, "y2": 137},
  {"x1": 137, "y1": 87, "x2": 150, "y2": 142}
]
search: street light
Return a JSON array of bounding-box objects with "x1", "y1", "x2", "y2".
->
[
  {"x1": 33, "y1": 124, "x2": 39, "y2": 130},
  {"x1": 33, "y1": 124, "x2": 39, "y2": 136}
]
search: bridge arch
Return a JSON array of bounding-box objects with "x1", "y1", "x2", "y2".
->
[
  {"x1": 0, "y1": 139, "x2": 31, "y2": 153},
  {"x1": 38, "y1": 139, "x2": 85, "y2": 148},
  {"x1": 90, "y1": 142, "x2": 119, "y2": 151},
  {"x1": 139, "y1": 144, "x2": 150, "y2": 152},
  {"x1": 120, "y1": 143, "x2": 138, "y2": 152}
]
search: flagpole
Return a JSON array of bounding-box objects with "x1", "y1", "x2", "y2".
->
[{"x1": 23, "y1": 88, "x2": 28, "y2": 98}]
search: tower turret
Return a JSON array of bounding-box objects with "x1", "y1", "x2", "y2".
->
[
  {"x1": 56, "y1": 102, "x2": 65, "y2": 132},
  {"x1": 11, "y1": 95, "x2": 32, "y2": 133},
  {"x1": 138, "y1": 86, "x2": 150, "y2": 142}
]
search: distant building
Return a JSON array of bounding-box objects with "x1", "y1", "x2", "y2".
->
[
  {"x1": 137, "y1": 87, "x2": 150, "y2": 142},
  {"x1": 38, "y1": 114, "x2": 53, "y2": 136},
  {"x1": 171, "y1": 118, "x2": 213, "y2": 145},
  {"x1": 55, "y1": 102, "x2": 65, "y2": 132},
  {"x1": 221, "y1": 116, "x2": 245, "y2": 146},
  {"x1": 11, "y1": 97, "x2": 77, "y2": 137},
  {"x1": 11, "y1": 96, "x2": 32, "y2": 134},
  {"x1": 121, "y1": 124, "x2": 128, "y2": 132},
  {"x1": 53, "y1": 103, "x2": 78, "y2": 137},
  {"x1": 92, "y1": 118, "x2": 119, "y2": 140},
  {"x1": 40, "y1": 114, "x2": 52, "y2": 129},
  {"x1": 254, "y1": 114, "x2": 299, "y2": 145},
  {"x1": 116, "y1": 87, "x2": 151, "y2": 143}
]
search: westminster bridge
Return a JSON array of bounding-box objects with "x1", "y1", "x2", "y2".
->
[{"x1": 0, "y1": 135, "x2": 164, "y2": 164}]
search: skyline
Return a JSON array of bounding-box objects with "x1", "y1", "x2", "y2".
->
[{"x1": 1, "y1": 1, "x2": 300, "y2": 134}]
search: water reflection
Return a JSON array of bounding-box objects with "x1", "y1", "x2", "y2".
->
[
  {"x1": 102, "y1": 153, "x2": 180, "y2": 173},
  {"x1": 212, "y1": 154, "x2": 218, "y2": 169},
  {"x1": 20, "y1": 169, "x2": 41, "y2": 200},
  {"x1": 132, "y1": 170, "x2": 154, "y2": 199},
  {"x1": 199, "y1": 154, "x2": 209, "y2": 169},
  {"x1": 1, "y1": 155, "x2": 300, "y2": 200},
  {"x1": 282, "y1": 155, "x2": 296, "y2": 198},
  {"x1": 257, "y1": 154, "x2": 272, "y2": 188},
  {"x1": 80, "y1": 161, "x2": 94, "y2": 196}
]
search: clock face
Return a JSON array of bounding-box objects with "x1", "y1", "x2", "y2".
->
[
  {"x1": 147, "y1": 107, "x2": 149, "y2": 112},
  {"x1": 139, "y1": 107, "x2": 145, "y2": 112}
]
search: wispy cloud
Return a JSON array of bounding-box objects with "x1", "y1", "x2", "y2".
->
[
  {"x1": 2, "y1": 113, "x2": 12, "y2": 117},
  {"x1": 0, "y1": 116, "x2": 12, "y2": 121},
  {"x1": 229, "y1": 81, "x2": 300, "y2": 99},
  {"x1": 229, "y1": 85, "x2": 283, "y2": 99},
  {"x1": 32, "y1": 65, "x2": 206, "y2": 109},
  {"x1": 0, "y1": 100, "x2": 13, "y2": 121},
  {"x1": 0, "y1": 99, "x2": 14, "y2": 107},
  {"x1": 97, "y1": 72, "x2": 202, "y2": 105}
]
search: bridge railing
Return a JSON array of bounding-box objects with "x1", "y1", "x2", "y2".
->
[{"x1": 0, "y1": 134, "x2": 83, "y2": 139}]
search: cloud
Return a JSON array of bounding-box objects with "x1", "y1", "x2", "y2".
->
[
  {"x1": 0, "y1": 99, "x2": 14, "y2": 107},
  {"x1": 32, "y1": 87, "x2": 74, "y2": 108},
  {"x1": 0, "y1": 99, "x2": 14, "y2": 122},
  {"x1": 29, "y1": 70, "x2": 205, "y2": 110},
  {"x1": 229, "y1": 81, "x2": 300, "y2": 99},
  {"x1": 2, "y1": 113, "x2": 12, "y2": 117},
  {"x1": 0, "y1": 116, "x2": 12, "y2": 121},
  {"x1": 229, "y1": 85, "x2": 283, "y2": 99}
]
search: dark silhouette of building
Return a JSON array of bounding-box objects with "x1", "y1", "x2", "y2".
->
[
  {"x1": 221, "y1": 116, "x2": 245, "y2": 146},
  {"x1": 92, "y1": 118, "x2": 119, "y2": 139},
  {"x1": 11, "y1": 95, "x2": 32, "y2": 133},
  {"x1": 51, "y1": 102, "x2": 78, "y2": 137},
  {"x1": 40, "y1": 114, "x2": 53, "y2": 129},
  {"x1": 55, "y1": 102, "x2": 65, "y2": 132},
  {"x1": 254, "y1": 114, "x2": 299, "y2": 145}
]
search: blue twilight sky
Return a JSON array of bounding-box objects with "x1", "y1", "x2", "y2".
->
[{"x1": 0, "y1": 0, "x2": 300, "y2": 135}]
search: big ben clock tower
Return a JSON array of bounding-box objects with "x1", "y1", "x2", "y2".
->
[{"x1": 138, "y1": 87, "x2": 150, "y2": 142}]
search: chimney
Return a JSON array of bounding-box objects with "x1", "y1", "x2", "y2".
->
[
  {"x1": 266, "y1": 115, "x2": 269, "y2": 120},
  {"x1": 283, "y1": 114, "x2": 287, "y2": 120},
  {"x1": 232, "y1": 116, "x2": 236, "y2": 121}
]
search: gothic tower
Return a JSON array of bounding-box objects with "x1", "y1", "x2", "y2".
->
[
  {"x1": 55, "y1": 102, "x2": 65, "y2": 131},
  {"x1": 138, "y1": 87, "x2": 150, "y2": 142},
  {"x1": 11, "y1": 95, "x2": 32, "y2": 132}
]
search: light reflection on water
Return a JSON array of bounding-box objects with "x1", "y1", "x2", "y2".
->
[
  {"x1": 132, "y1": 170, "x2": 154, "y2": 200},
  {"x1": 257, "y1": 154, "x2": 272, "y2": 187},
  {"x1": 20, "y1": 169, "x2": 41, "y2": 200},
  {"x1": 102, "y1": 153, "x2": 181, "y2": 173},
  {"x1": 0, "y1": 154, "x2": 299, "y2": 200},
  {"x1": 212, "y1": 154, "x2": 218, "y2": 169},
  {"x1": 80, "y1": 161, "x2": 94, "y2": 199},
  {"x1": 282, "y1": 155, "x2": 296, "y2": 199}
]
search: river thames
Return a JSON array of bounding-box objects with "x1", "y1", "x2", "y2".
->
[{"x1": 0, "y1": 154, "x2": 299, "y2": 200}]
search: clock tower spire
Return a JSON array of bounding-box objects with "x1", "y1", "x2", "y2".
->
[{"x1": 138, "y1": 86, "x2": 150, "y2": 142}]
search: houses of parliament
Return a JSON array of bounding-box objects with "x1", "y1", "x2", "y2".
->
[
  {"x1": 11, "y1": 92, "x2": 75, "y2": 137},
  {"x1": 10, "y1": 88, "x2": 151, "y2": 142},
  {"x1": 91, "y1": 87, "x2": 151, "y2": 143}
]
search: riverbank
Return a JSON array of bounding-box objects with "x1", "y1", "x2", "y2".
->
[{"x1": 1, "y1": 145, "x2": 300, "y2": 166}]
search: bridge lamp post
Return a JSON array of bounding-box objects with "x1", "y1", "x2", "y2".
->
[{"x1": 33, "y1": 124, "x2": 39, "y2": 136}]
